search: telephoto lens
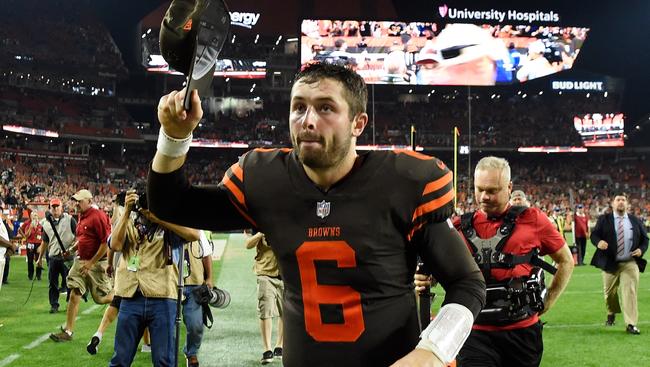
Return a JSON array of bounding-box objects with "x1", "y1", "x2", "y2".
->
[{"x1": 208, "y1": 286, "x2": 231, "y2": 309}]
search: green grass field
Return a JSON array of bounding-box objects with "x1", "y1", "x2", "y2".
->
[{"x1": 0, "y1": 233, "x2": 648, "y2": 366}]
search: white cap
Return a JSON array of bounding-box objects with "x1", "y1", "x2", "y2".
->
[
  {"x1": 432, "y1": 24, "x2": 498, "y2": 66},
  {"x1": 528, "y1": 40, "x2": 546, "y2": 54},
  {"x1": 72, "y1": 189, "x2": 93, "y2": 201}
]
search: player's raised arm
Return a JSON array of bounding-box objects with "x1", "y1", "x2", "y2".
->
[{"x1": 152, "y1": 88, "x2": 202, "y2": 174}]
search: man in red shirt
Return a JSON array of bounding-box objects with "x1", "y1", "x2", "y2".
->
[
  {"x1": 50, "y1": 189, "x2": 113, "y2": 342},
  {"x1": 573, "y1": 204, "x2": 590, "y2": 265},
  {"x1": 455, "y1": 157, "x2": 574, "y2": 367},
  {"x1": 18, "y1": 211, "x2": 43, "y2": 280}
]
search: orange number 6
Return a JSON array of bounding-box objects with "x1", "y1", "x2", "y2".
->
[{"x1": 296, "y1": 241, "x2": 365, "y2": 342}]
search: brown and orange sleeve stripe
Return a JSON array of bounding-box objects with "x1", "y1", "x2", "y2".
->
[
  {"x1": 220, "y1": 161, "x2": 257, "y2": 227},
  {"x1": 408, "y1": 169, "x2": 454, "y2": 240}
]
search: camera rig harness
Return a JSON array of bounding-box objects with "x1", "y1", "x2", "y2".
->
[{"x1": 460, "y1": 206, "x2": 557, "y2": 324}]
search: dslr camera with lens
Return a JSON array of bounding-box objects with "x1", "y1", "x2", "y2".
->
[
  {"x1": 134, "y1": 192, "x2": 148, "y2": 211},
  {"x1": 192, "y1": 284, "x2": 231, "y2": 309}
]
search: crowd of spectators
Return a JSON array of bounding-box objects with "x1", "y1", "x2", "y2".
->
[
  {"x1": 453, "y1": 154, "x2": 649, "y2": 224},
  {"x1": 0, "y1": 86, "x2": 132, "y2": 132},
  {"x1": 2, "y1": 81, "x2": 622, "y2": 150},
  {"x1": 0, "y1": 0, "x2": 126, "y2": 75},
  {"x1": 0, "y1": 147, "x2": 237, "y2": 224},
  {"x1": 1, "y1": 146, "x2": 647, "y2": 231}
]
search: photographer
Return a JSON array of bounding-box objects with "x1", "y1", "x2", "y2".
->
[
  {"x1": 87, "y1": 194, "x2": 151, "y2": 355},
  {"x1": 245, "y1": 231, "x2": 283, "y2": 364},
  {"x1": 108, "y1": 190, "x2": 199, "y2": 367},
  {"x1": 38, "y1": 198, "x2": 77, "y2": 314},
  {"x1": 19, "y1": 210, "x2": 44, "y2": 281},
  {"x1": 182, "y1": 230, "x2": 214, "y2": 367}
]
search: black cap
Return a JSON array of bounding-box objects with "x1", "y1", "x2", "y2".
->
[{"x1": 160, "y1": 0, "x2": 231, "y2": 110}]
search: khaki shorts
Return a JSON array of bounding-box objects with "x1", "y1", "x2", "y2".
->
[
  {"x1": 67, "y1": 259, "x2": 113, "y2": 303},
  {"x1": 257, "y1": 275, "x2": 283, "y2": 319}
]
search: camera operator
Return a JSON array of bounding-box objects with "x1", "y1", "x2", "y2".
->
[
  {"x1": 108, "y1": 189, "x2": 200, "y2": 367},
  {"x1": 182, "y1": 230, "x2": 214, "y2": 367},
  {"x1": 37, "y1": 198, "x2": 77, "y2": 314},
  {"x1": 455, "y1": 157, "x2": 573, "y2": 366}
]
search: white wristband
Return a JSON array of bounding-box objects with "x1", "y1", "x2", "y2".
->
[
  {"x1": 416, "y1": 303, "x2": 474, "y2": 365},
  {"x1": 157, "y1": 128, "x2": 192, "y2": 158}
]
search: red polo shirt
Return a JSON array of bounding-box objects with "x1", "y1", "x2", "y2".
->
[
  {"x1": 19, "y1": 220, "x2": 43, "y2": 245},
  {"x1": 454, "y1": 206, "x2": 565, "y2": 331},
  {"x1": 574, "y1": 214, "x2": 589, "y2": 238},
  {"x1": 76, "y1": 207, "x2": 111, "y2": 260}
]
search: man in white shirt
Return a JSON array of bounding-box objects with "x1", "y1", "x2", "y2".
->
[{"x1": 0, "y1": 212, "x2": 17, "y2": 290}]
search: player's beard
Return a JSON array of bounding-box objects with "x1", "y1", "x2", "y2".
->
[{"x1": 293, "y1": 131, "x2": 352, "y2": 170}]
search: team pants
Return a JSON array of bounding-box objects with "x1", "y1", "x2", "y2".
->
[
  {"x1": 48, "y1": 256, "x2": 69, "y2": 308},
  {"x1": 457, "y1": 321, "x2": 543, "y2": 367},
  {"x1": 575, "y1": 236, "x2": 587, "y2": 265},
  {"x1": 26, "y1": 246, "x2": 42, "y2": 280}
]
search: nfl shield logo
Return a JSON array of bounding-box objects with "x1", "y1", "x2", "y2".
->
[{"x1": 316, "y1": 200, "x2": 331, "y2": 219}]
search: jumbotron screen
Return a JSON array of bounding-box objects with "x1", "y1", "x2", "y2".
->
[
  {"x1": 574, "y1": 113, "x2": 625, "y2": 147},
  {"x1": 300, "y1": 20, "x2": 589, "y2": 86}
]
